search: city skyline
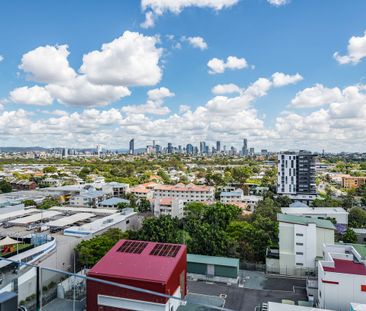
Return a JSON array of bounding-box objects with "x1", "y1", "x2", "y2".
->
[{"x1": 0, "y1": 1, "x2": 366, "y2": 152}]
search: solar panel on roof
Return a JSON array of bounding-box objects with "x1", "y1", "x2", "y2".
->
[
  {"x1": 117, "y1": 241, "x2": 148, "y2": 254},
  {"x1": 150, "y1": 243, "x2": 181, "y2": 257}
]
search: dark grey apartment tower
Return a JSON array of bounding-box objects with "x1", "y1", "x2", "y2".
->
[
  {"x1": 186, "y1": 144, "x2": 193, "y2": 154},
  {"x1": 167, "y1": 142, "x2": 173, "y2": 154},
  {"x1": 199, "y1": 141, "x2": 206, "y2": 154},
  {"x1": 129, "y1": 139, "x2": 134, "y2": 155},
  {"x1": 296, "y1": 150, "x2": 316, "y2": 195}
]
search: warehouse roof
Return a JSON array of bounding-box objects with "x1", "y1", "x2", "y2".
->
[
  {"x1": 99, "y1": 197, "x2": 129, "y2": 206},
  {"x1": 88, "y1": 239, "x2": 186, "y2": 283},
  {"x1": 45, "y1": 212, "x2": 95, "y2": 228},
  {"x1": 50, "y1": 206, "x2": 117, "y2": 215},
  {"x1": 187, "y1": 254, "x2": 239, "y2": 268},
  {"x1": 277, "y1": 213, "x2": 335, "y2": 230}
]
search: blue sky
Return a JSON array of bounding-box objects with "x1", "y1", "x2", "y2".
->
[{"x1": 0, "y1": 0, "x2": 366, "y2": 151}]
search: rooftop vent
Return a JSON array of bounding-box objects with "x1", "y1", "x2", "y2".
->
[
  {"x1": 150, "y1": 243, "x2": 181, "y2": 257},
  {"x1": 117, "y1": 241, "x2": 148, "y2": 254}
]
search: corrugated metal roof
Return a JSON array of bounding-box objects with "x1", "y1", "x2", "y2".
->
[
  {"x1": 277, "y1": 213, "x2": 335, "y2": 230},
  {"x1": 187, "y1": 254, "x2": 239, "y2": 268}
]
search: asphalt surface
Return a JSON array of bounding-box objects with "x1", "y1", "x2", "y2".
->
[{"x1": 187, "y1": 278, "x2": 307, "y2": 311}]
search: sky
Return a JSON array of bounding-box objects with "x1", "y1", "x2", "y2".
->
[{"x1": 0, "y1": 0, "x2": 366, "y2": 152}]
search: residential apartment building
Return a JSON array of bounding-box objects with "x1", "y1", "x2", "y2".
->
[
  {"x1": 342, "y1": 176, "x2": 366, "y2": 189},
  {"x1": 318, "y1": 244, "x2": 366, "y2": 311},
  {"x1": 70, "y1": 188, "x2": 110, "y2": 208},
  {"x1": 220, "y1": 188, "x2": 244, "y2": 203},
  {"x1": 277, "y1": 150, "x2": 317, "y2": 201},
  {"x1": 153, "y1": 198, "x2": 184, "y2": 219},
  {"x1": 102, "y1": 182, "x2": 129, "y2": 198},
  {"x1": 154, "y1": 183, "x2": 214, "y2": 204},
  {"x1": 272, "y1": 214, "x2": 335, "y2": 275}
]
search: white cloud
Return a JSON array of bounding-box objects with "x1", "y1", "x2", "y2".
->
[
  {"x1": 334, "y1": 31, "x2": 366, "y2": 65},
  {"x1": 140, "y1": 11, "x2": 155, "y2": 29},
  {"x1": 46, "y1": 76, "x2": 131, "y2": 107},
  {"x1": 80, "y1": 31, "x2": 163, "y2": 86},
  {"x1": 122, "y1": 87, "x2": 174, "y2": 115},
  {"x1": 185, "y1": 36, "x2": 208, "y2": 50},
  {"x1": 207, "y1": 56, "x2": 248, "y2": 74},
  {"x1": 0, "y1": 55, "x2": 4, "y2": 62},
  {"x1": 19, "y1": 45, "x2": 76, "y2": 84},
  {"x1": 290, "y1": 84, "x2": 342, "y2": 108},
  {"x1": 267, "y1": 0, "x2": 289, "y2": 6},
  {"x1": 11, "y1": 31, "x2": 164, "y2": 107},
  {"x1": 272, "y1": 72, "x2": 303, "y2": 87},
  {"x1": 212, "y1": 83, "x2": 241, "y2": 95},
  {"x1": 141, "y1": 0, "x2": 238, "y2": 15},
  {"x1": 10, "y1": 86, "x2": 53, "y2": 106}
]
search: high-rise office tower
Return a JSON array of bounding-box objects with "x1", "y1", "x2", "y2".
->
[
  {"x1": 216, "y1": 141, "x2": 221, "y2": 153},
  {"x1": 186, "y1": 144, "x2": 193, "y2": 154},
  {"x1": 199, "y1": 141, "x2": 206, "y2": 154},
  {"x1": 249, "y1": 147, "x2": 255, "y2": 155},
  {"x1": 277, "y1": 150, "x2": 316, "y2": 200},
  {"x1": 96, "y1": 144, "x2": 102, "y2": 157},
  {"x1": 167, "y1": 143, "x2": 173, "y2": 154},
  {"x1": 242, "y1": 138, "x2": 248, "y2": 156},
  {"x1": 129, "y1": 139, "x2": 134, "y2": 155}
]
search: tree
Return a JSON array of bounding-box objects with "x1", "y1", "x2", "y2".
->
[
  {"x1": 136, "y1": 216, "x2": 181, "y2": 244},
  {"x1": 75, "y1": 228, "x2": 128, "y2": 267},
  {"x1": 0, "y1": 180, "x2": 12, "y2": 193},
  {"x1": 231, "y1": 166, "x2": 252, "y2": 184},
  {"x1": 117, "y1": 202, "x2": 130, "y2": 212},
  {"x1": 342, "y1": 228, "x2": 357, "y2": 243},
  {"x1": 22, "y1": 200, "x2": 37, "y2": 207},
  {"x1": 138, "y1": 198, "x2": 151, "y2": 213},
  {"x1": 43, "y1": 166, "x2": 57, "y2": 174},
  {"x1": 38, "y1": 197, "x2": 59, "y2": 210},
  {"x1": 348, "y1": 207, "x2": 366, "y2": 228}
]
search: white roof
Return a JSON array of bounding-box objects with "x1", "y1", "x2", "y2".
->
[
  {"x1": 50, "y1": 206, "x2": 117, "y2": 215},
  {"x1": 64, "y1": 211, "x2": 136, "y2": 237},
  {"x1": 268, "y1": 302, "x2": 333, "y2": 311},
  {"x1": 45, "y1": 213, "x2": 95, "y2": 228},
  {"x1": 281, "y1": 207, "x2": 348, "y2": 215},
  {"x1": 0, "y1": 208, "x2": 38, "y2": 222},
  {"x1": 9, "y1": 211, "x2": 61, "y2": 225}
]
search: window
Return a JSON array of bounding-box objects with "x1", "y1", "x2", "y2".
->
[
  {"x1": 296, "y1": 243, "x2": 303, "y2": 246},
  {"x1": 296, "y1": 263, "x2": 303, "y2": 266},
  {"x1": 296, "y1": 233, "x2": 303, "y2": 237},
  {"x1": 296, "y1": 252, "x2": 304, "y2": 255}
]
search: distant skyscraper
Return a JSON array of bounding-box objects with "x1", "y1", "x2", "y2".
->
[
  {"x1": 186, "y1": 144, "x2": 193, "y2": 154},
  {"x1": 167, "y1": 143, "x2": 173, "y2": 154},
  {"x1": 242, "y1": 138, "x2": 248, "y2": 156},
  {"x1": 129, "y1": 139, "x2": 134, "y2": 155},
  {"x1": 250, "y1": 147, "x2": 255, "y2": 155},
  {"x1": 96, "y1": 144, "x2": 102, "y2": 157},
  {"x1": 216, "y1": 141, "x2": 221, "y2": 152},
  {"x1": 199, "y1": 141, "x2": 206, "y2": 154},
  {"x1": 62, "y1": 148, "x2": 68, "y2": 158}
]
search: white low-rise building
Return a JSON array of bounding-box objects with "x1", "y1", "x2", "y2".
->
[
  {"x1": 154, "y1": 183, "x2": 214, "y2": 204},
  {"x1": 220, "y1": 188, "x2": 244, "y2": 203},
  {"x1": 318, "y1": 244, "x2": 366, "y2": 311},
  {"x1": 153, "y1": 198, "x2": 184, "y2": 219},
  {"x1": 70, "y1": 188, "x2": 110, "y2": 208},
  {"x1": 281, "y1": 207, "x2": 349, "y2": 225},
  {"x1": 275, "y1": 214, "x2": 335, "y2": 275}
]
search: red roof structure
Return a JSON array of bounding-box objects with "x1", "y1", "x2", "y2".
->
[
  {"x1": 323, "y1": 259, "x2": 366, "y2": 276},
  {"x1": 87, "y1": 240, "x2": 187, "y2": 311}
]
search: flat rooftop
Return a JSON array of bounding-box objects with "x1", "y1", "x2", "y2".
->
[
  {"x1": 45, "y1": 212, "x2": 95, "y2": 228},
  {"x1": 278, "y1": 213, "x2": 335, "y2": 230},
  {"x1": 50, "y1": 206, "x2": 117, "y2": 215},
  {"x1": 188, "y1": 254, "x2": 239, "y2": 268},
  {"x1": 323, "y1": 258, "x2": 366, "y2": 276},
  {"x1": 281, "y1": 207, "x2": 348, "y2": 215}
]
